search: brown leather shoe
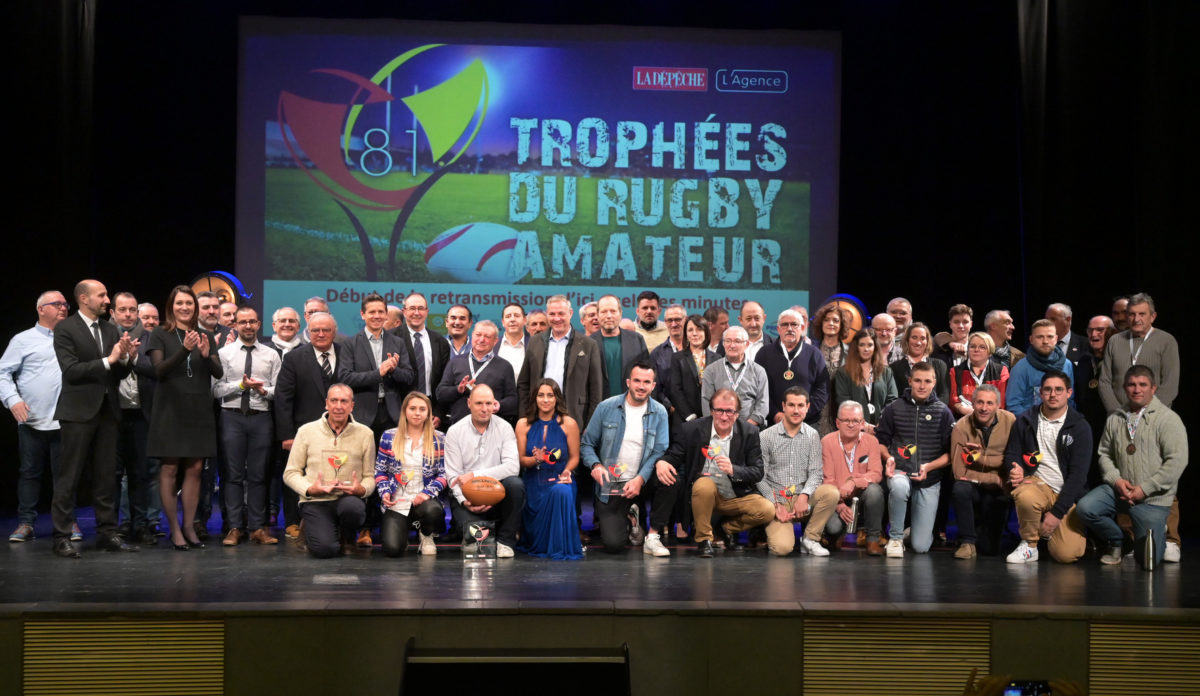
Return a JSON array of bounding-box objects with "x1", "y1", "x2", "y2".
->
[
  {"x1": 222, "y1": 528, "x2": 243, "y2": 547},
  {"x1": 250, "y1": 528, "x2": 279, "y2": 545},
  {"x1": 954, "y1": 542, "x2": 977, "y2": 560},
  {"x1": 356, "y1": 529, "x2": 373, "y2": 547},
  {"x1": 284, "y1": 524, "x2": 300, "y2": 540},
  {"x1": 866, "y1": 540, "x2": 884, "y2": 556}
]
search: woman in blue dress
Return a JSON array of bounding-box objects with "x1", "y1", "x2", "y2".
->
[{"x1": 516, "y1": 378, "x2": 583, "y2": 559}]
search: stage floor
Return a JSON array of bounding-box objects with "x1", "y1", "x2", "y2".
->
[{"x1": 2, "y1": 513, "x2": 1197, "y2": 616}]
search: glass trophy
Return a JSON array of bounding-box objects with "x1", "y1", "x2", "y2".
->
[
  {"x1": 462, "y1": 521, "x2": 496, "y2": 560},
  {"x1": 322, "y1": 449, "x2": 355, "y2": 486},
  {"x1": 603, "y1": 458, "x2": 630, "y2": 497}
]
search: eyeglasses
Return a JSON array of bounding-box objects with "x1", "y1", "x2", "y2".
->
[
  {"x1": 837, "y1": 418, "x2": 864, "y2": 425},
  {"x1": 236, "y1": 319, "x2": 260, "y2": 326},
  {"x1": 778, "y1": 321, "x2": 801, "y2": 328},
  {"x1": 664, "y1": 317, "x2": 684, "y2": 323},
  {"x1": 405, "y1": 306, "x2": 428, "y2": 312},
  {"x1": 711, "y1": 408, "x2": 737, "y2": 416},
  {"x1": 1040, "y1": 386, "x2": 1068, "y2": 394},
  {"x1": 40, "y1": 301, "x2": 69, "y2": 309}
]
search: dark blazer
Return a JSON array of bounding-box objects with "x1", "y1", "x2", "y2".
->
[
  {"x1": 392, "y1": 324, "x2": 450, "y2": 396},
  {"x1": 1064, "y1": 332, "x2": 1088, "y2": 369},
  {"x1": 132, "y1": 339, "x2": 158, "y2": 419},
  {"x1": 661, "y1": 415, "x2": 764, "y2": 497},
  {"x1": 435, "y1": 354, "x2": 518, "y2": 426},
  {"x1": 588, "y1": 329, "x2": 649, "y2": 398},
  {"x1": 666, "y1": 348, "x2": 720, "y2": 425},
  {"x1": 274, "y1": 343, "x2": 352, "y2": 441},
  {"x1": 342, "y1": 330, "x2": 415, "y2": 426},
  {"x1": 518, "y1": 330, "x2": 603, "y2": 428},
  {"x1": 648, "y1": 339, "x2": 680, "y2": 408},
  {"x1": 53, "y1": 313, "x2": 131, "y2": 422}
]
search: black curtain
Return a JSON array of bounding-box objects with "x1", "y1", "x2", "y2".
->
[{"x1": 3, "y1": 0, "x2": 1196, "y2": 527}]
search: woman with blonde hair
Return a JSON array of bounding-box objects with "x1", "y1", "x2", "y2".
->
[{"x1": 375, "y1": 391, "x2": 447, "y2": 557}]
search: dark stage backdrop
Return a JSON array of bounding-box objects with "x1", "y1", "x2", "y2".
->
[{"x1": 5, "y1": 0, "x2": 1196, "y2": 527}]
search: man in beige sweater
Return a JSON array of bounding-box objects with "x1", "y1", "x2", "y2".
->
[{"x1": 284, "y1": 383, "x2": 376, "y2": 558}]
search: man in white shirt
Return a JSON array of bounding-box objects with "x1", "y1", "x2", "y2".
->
[
  {"x1": 213, "y1": 306, "x2": 282, "y2": 546},
  {"x1": 444, "y1": 384, "x2": 524, "y2": 557}
]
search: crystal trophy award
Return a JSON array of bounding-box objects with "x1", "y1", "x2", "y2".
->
[
  {"x1": 603, "y1": 458, "x2": 630, "y2": 497},
  {"x1": 322, "y1": 450, "x2": 355, "y2": 486},
  {"x1": 462, "y1": 521, "x2": 496, "y2": 560}
]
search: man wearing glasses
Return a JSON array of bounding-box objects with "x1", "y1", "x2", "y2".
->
[
  {"x1": 756, "y1": 309, "x2": 828, "y2": 427},
  {"x1": 1, "y1": 291, "x2": 69, "y2": 542},
  {"x1": 649, "y1": 304, "x2": 686, "y2": 411},
  {"x1": 391, "y1": 293, "x2": 451, "y2": 418},
  {"x1": 212, "y1": 306, "x2": 282, "y2": 546},
  {"x1": 1002, "y1": 370, "x2": 1091, "y2": 564},
  {"x1": 659, "y1": 388, "x2": 772, "y2": 557},
  {"x1": 701, "y1": 326, "x2": 769, "y2": 428}
]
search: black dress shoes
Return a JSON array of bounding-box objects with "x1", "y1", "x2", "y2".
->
[
  {"x1": 135, "y1": 528, "x2": 158, "y2": 546},
  {"x1": 53, "y1": 539, "x2": 81, "y2": 558},
  {"x1": 97, "y1": 533, "x2": 140, "y2": 552},
  {"x1": 697, "y1": 539, "x2": 715, "y2": 558}
]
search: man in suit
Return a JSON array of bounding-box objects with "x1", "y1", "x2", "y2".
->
[
  {"x1": 649, "y1": 304, "x2": 686, "y2": 410},
  {"x1": 344, "y1": 292, "x2": 413, "y2": 439},
  {"x1": 1046, "y1": 302, "x2": 1088, "y2": 372},
  {"x1": 518, "y1": 294, "x2": 602, "y2": 429},
  {"x1": 391, "y1": 292, "x2": 450, "y2": 424},
  {"x1": 275, "y1": 313, "x2": 350, "y2": 459},
  {"x1": 51, "y1": 279, "x2": 139, "y2": 557},
  {"x1": 590, "y1": 294, "x2": 649, "y2": 400},
  {"x1": 658, "y1": 387, "x2": 772, "y2": 557},
  {"x1": 436, "y1": 320, "x2": 518, "y2": 427}
]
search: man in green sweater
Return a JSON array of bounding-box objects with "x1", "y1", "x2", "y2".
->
[{"x1": 1076, "y1": 365, "x2": 1187, "y2": 568}]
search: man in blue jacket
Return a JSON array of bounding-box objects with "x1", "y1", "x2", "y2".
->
[
  {"x1": 1002, "y1": 370, "x2": 1091, "y2": 564},
  {"x1": 580, "y1": 360, "x2": 671, "y2": 555}
]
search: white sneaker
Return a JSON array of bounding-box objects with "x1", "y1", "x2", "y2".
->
[
  {"x1": 418, "y1": 532, "x2": 437, "y2": 556},
  {"x1": 643, "y1": 533, "x2": 670, "y2": 557},
  {"x1": 496, "y1": 542, "x2": 515, "y2": 558},
  {"x1": 1099, "y1": 546, "x2": 1124, "y2": 565},
  {"x1": 885, "y1": 538, "x2": 905, "y2": 558},
  {"x1": 627, "y1": 504, "x2": 644, "y2": 546},
  {"x1": 800, "y1": 537, "x2": 830, "y2": 557},
  {"x1": 1006, "y1": 540, "x2": 1039, "y2": 564},
  {"x1": 1164, "y1": 541, "x2": 1181, "y2": 563}
]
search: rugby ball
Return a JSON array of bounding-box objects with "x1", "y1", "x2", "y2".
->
[
  {"x1": 461, "y1": 475, "x2": 506, "y2": 506},
  {"x1": 425, "y1": 222, "x2": 523, "y2": 284}
]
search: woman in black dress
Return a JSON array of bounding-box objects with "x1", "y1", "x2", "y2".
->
[{"x1": 145, "y1": 285, "x2": 223, "y2": 549}]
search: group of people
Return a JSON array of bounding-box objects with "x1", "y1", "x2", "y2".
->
[{"x1": 0, "y1": 283, "x2": 1186, "y2": 568}]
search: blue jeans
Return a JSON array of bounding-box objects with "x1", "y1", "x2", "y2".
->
[
  {"x1": 888, "y1": 474, "x2": 940, "y2": 553},
  {"x1": 16, "y1": 425, "x2": 61, "y2": 525},
  {"x1": 1076, "y1": 485, "x2": 1170, "y2": 565}
]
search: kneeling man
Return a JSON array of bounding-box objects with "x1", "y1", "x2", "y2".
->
[
  {"x1": 659, "y1": 388, "x2": 773, "y2": 558},
  {"x1": 284, "y1": 384, "x2": 376, "y2": 558},
  {"x1": 444, "y1": 384, "x2": 525, "y2": 557}
]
